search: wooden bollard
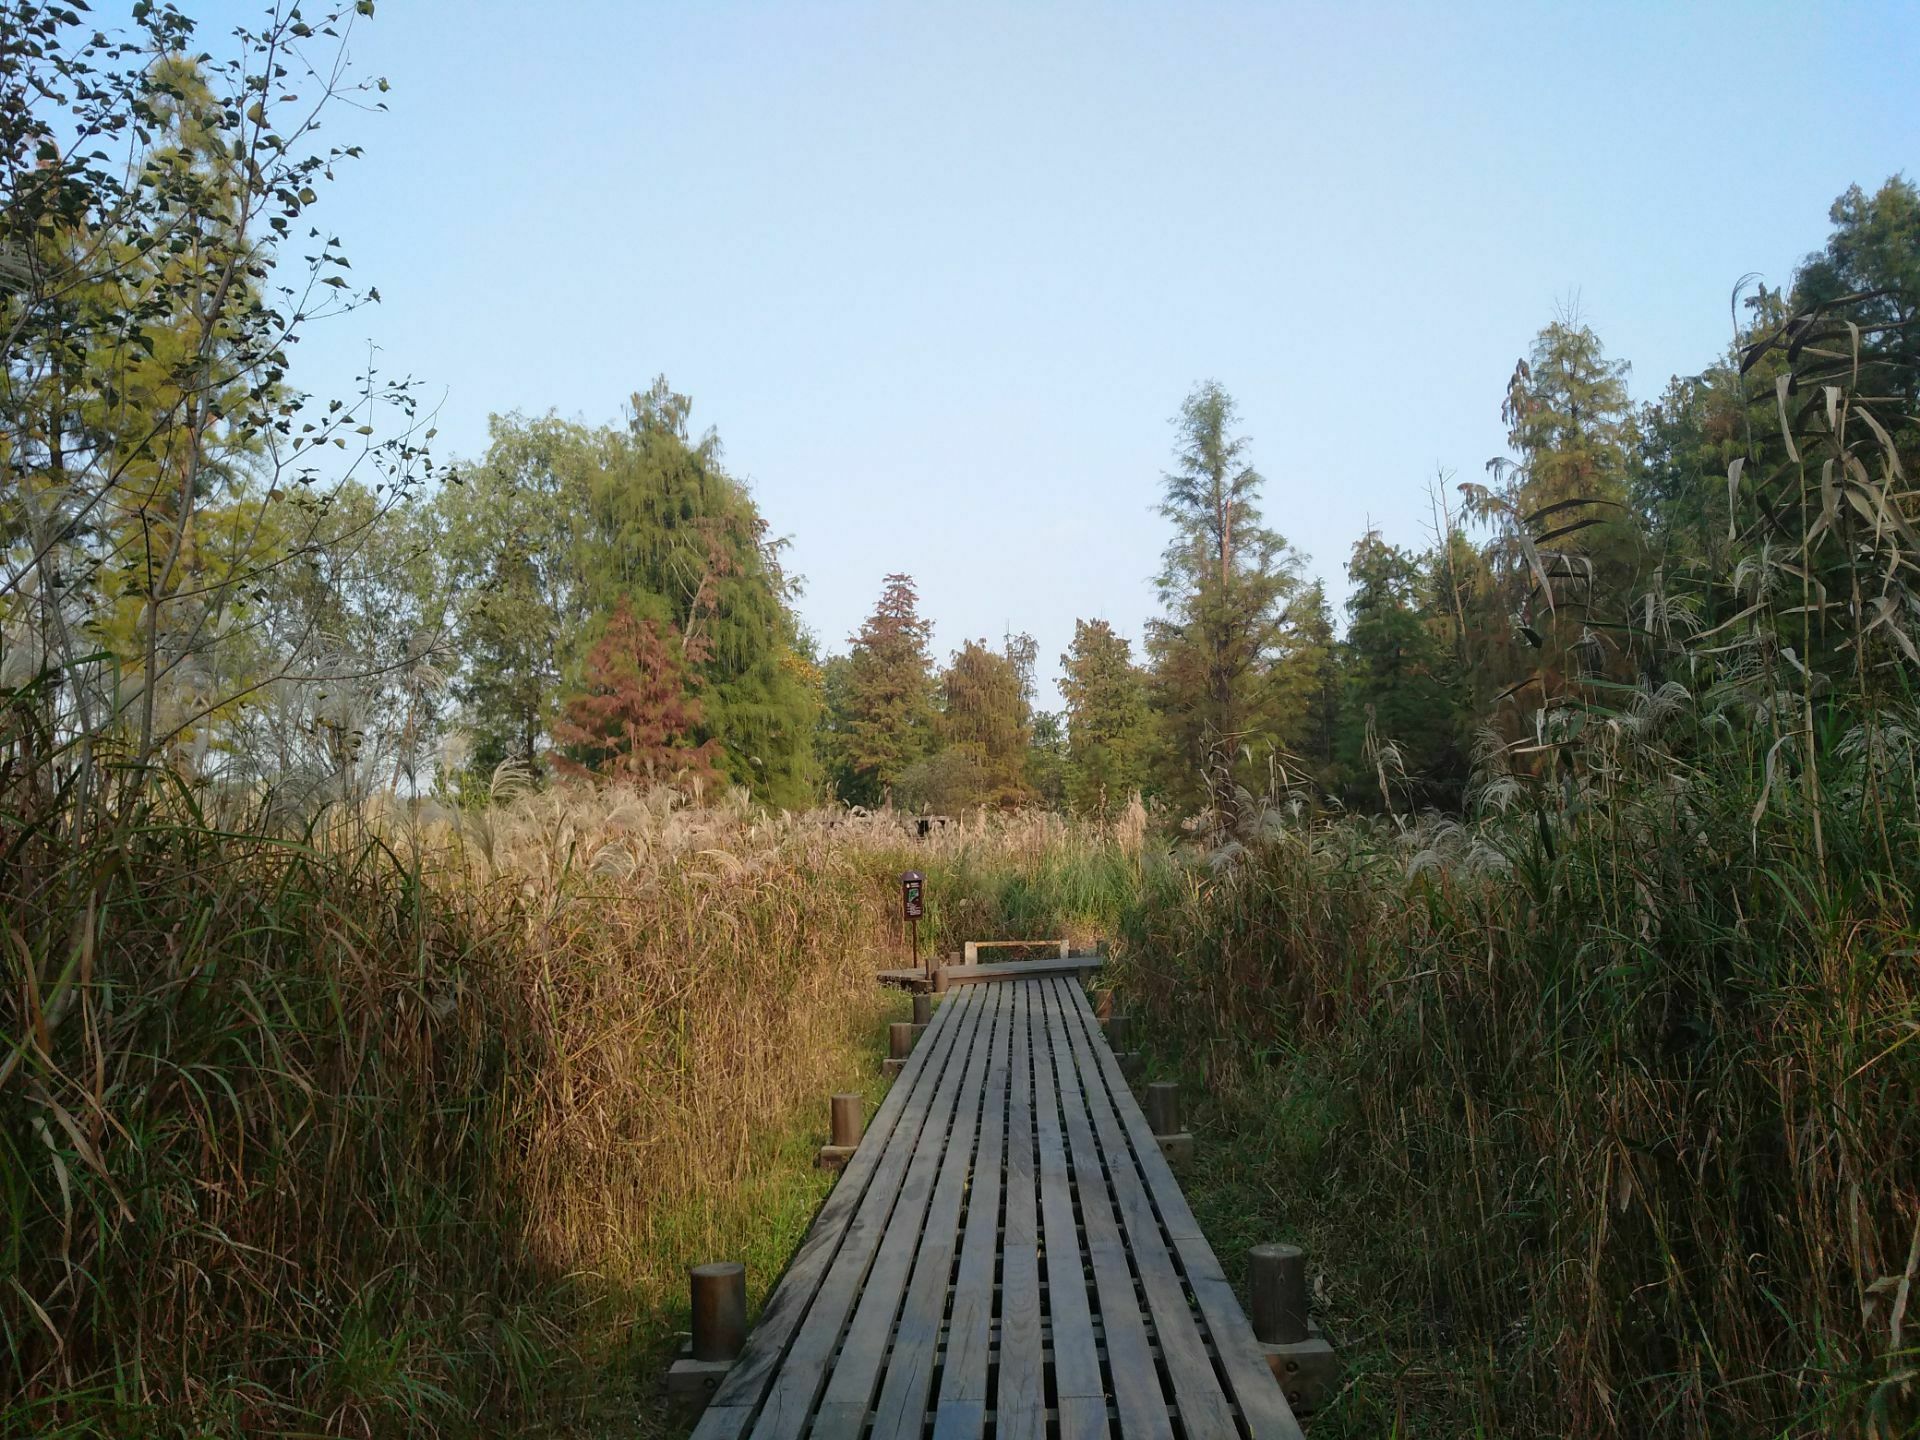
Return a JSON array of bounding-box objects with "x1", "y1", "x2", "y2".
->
[
  {"x1": 1105, "y1": 1010, "x2": 1143, "y2": 1080},
  {"x1": 930, "y1": 964, "x2": 949, "y2": 994},
  {"x1": 883, "y1": 1020, "x2": 914, "y2": 1080},
  {"x1": 912, "y1": 992, "x2": 932, "y2": 1027},
  {"x1": 689, "y1": 1262, "x2": 746, "y2": 1362},
  {"x1": 1249, "y1": 1244, "x2": 1308, "y2": 1344},
  {"x1": 830, "y1": 1093, "x2": 864, "y2": 1149},
  {"x1": 818, "y1": 1092, "x2": 863, "y2": 1169},
  {"x1": 1249, "y1": 1242, "x2": 1339, "y2": 1412},
  {"x1": 1146, "y1": 1080, "x2": 1194, "y2": 1168},
  {"x1": 1145, "y1": 1081, "x2": 1181, "y2": 1136}
]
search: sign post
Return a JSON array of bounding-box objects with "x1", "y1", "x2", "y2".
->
[{"x1": 900, "y1": 870, "x2": 925, "y2": 980}]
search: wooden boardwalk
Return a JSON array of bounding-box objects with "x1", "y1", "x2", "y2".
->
[
  {"x1": 874, "y1": 956, "x2": 1105, "y2": 991},
  {"x1": 691, "y1": 976, "x2": 1306, "y2": 1440}
]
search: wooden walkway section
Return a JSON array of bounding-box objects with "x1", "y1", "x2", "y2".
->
[
  {"x1": 691, "y1": 976, "x2": 1305, "y2": 1440},
  {"x1": 875, "y1": 956, "x2": 1105, "y2": 991}
]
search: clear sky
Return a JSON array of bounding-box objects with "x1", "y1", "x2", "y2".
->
[{"x1": 231, "y1": 0, "x2": 1915, "y2": 705}]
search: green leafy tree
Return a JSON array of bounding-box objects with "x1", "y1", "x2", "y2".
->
[
  {"x1": 1060, "y1": 618, "x2": 1149, "y2": 817},
  {"x1": 1792, "y1": 176, "x2": 1920, "y2": 419},
  {"x1": 1632, "y1": 371, "x2": 1745, "y2": 580},
  {"x1": 588, "y1": 380, "x2": 819, "y2": 807},
  {"x1": 436, "y1": 388, "x2": 818, "y2": 806},
  {"x1": 1337, "y1": 532, "x2": 1461, "y2": 809},
  {"x1": 1, "y1": 19, "x2": 427, "y2": 785},
  {"x1": 1267, "y1": 581, "x2": 1341, "y2": 791},
  {"x1": 843, "y1": 573, "x2": 936, "y2": 804},
  {"x1": 1145, "y1": 381, "x2": 1301, "y2": 812},
  {"x1": 1463, "y1": 318, "x2": 1641, "y2": 716},
  {"x1": 814, "y1": 651, "x2": 865, "y2": 804},
  {"x1": 938, "y1": 639, "x2": 1033, "y2": 807},
  {"x1": 1026, "y1": 709, "x2": 1069, "y2": 810}
]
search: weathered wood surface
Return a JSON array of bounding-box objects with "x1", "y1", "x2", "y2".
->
[
  {"x1": 961, "y1": 938, "x2": 1071, "y2": 963},
  {"x1": 875, "y1": 955, "x2": 1105, "y2": 991},
  {"x1": 936, "y1": 955, "x2": 1105, "y2": 986},
  {"x1": 692, "y1": 974, "x2": 1304, "y2": 1440}
]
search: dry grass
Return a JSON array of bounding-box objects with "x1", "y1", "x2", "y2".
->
[{"x1": 0, "y1": 777, "x2": 1140, "y2": 1437}]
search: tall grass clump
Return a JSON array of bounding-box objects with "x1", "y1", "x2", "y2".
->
[
  {"x1": 1, "y1": 755, "x2": 1141, "y2": 1437},
  {"x1": 1121, "y1": 304, "x2": 1920, "y2": 1438}
]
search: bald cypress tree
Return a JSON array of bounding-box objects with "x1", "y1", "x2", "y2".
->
[
  {"x1": 1145, "y1": 381, "x2": 1301, "y2": 813},
  {"x1": 843, "y1": 574, "x2": 937, "y2": 804},
  {"x1": 1060, "y1": 619, "x2": 1150, "y2": 817},
  {"x1": 939, "y1": 639, "x2": 1033, "y2": 807}
]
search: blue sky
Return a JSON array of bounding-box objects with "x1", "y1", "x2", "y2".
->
[{"x1": 238, "y1": 1, "x2": 1915, "y2": 704}]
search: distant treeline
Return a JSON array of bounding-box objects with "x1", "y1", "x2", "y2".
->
[
  {"x1": 414, "y1": 180, "x2": 1920, "y2": 825},
  {"x1": 3, "y1": 1, "x2": 1915, "y2": 830}
]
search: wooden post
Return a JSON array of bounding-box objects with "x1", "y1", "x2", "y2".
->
[
  {"x1": 1145, "y1": 1081, "x2": 1180, "y2": 1136},
  {"x1": 818, "y1": 1091, "x2": 865, "y2": 1168},
  {"x1": 1146, "y1": 1080, "x2": 1193, "y2": 1167},
  {"x1": 912, "y1": 992, "x2": 932, "y2": 1027},
  {"x1": 1249, "y1": 1243, "x2": 1308, "y2": 1345},
  {"x1": 1104, "y1": 1010, "x2": 1142, "y2": 1081},
  {"x1": 1249, "y1": 1242, "x2": 1339, "y2": 1411},
  {"x1": 882, "y1": 1019, "x2": 914, "y2": 1080},
  {"x1": 689, "y1": 1262, "x2": 746, "y2": 1362},
  {"x1": 930, "y1": 965, "x2": 949, "y2": 994},
  {"x1": 830, "y1": 1093, "x2": 864, "y2": 1149}
]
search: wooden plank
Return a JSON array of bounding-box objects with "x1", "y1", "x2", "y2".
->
[
  {"x1": 1058, "y1": 1396, "x2": 1117, "y2": 1440},
  {"x1": 994, "y1": 981, "x2": 1046, "y2": 1440},
  {"x1": 1040, "y1": 979, "x2": 1174, "y2": 1440},
  {"x1": 696, "y1": 978, "x2": 969, "y2": 1434},
  {"x1": 937, "y1": 955, "x2": 1103, "y2": 987},
  {"x1": 1051, "y1": 978, "x2": 1241, "y2": 1438},
  {"x1": 689, "y1": 1405, "x2": 754, "y2": 1440},
  {"x1": 1057, "y1": 983, "x2": 1308, "y2": 1440},
  {"x1": 748, "y1": 985, "x2": 990, "y2": 1440},
  {"x1": 933, "y1": 967, "x2": 1016, "y2": 1435},
  {"x1": 816, "y1": 984, "x2": 1001, "y2": 1440},
  {"x1": 871, "y1": 990, "x2": 1013, "y2": 1440},
  {"x1": 1029, "y1": 979, "x2": 1107, "y2": 1423}
]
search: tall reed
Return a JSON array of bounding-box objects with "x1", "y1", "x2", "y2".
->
[
  {"x1": 0, "y1": 780, "x2": 1137, "y2": 1436},
  {"x1": 1122, "y1": 720, "x2": 1920, "y2": 1438}
]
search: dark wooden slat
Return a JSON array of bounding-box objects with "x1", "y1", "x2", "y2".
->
[
  {"x1": 694, "y1": 982, "x2": 970, "y2": 1440},
  {"x1": 1051, "y1": 979, "x2": 1241, "y2": 1439},
  {"x1": 748, "y1": 985, "x2": 990, "y2": 1440},
  {"x1": 933, "y1": 969, "x2": 1016, "y2": 1436},
  {"x1": 817, "y1": 985, "x2": 1002, "y2": 1440},
  {"x1": 1057, "y1": 983, "x2": 1308, "y2": 1440},
  {"x1": 1029, "y1": 980, "x2": 1107, "y2": 1424},
  {"x1": 994, "y1": 981, "x2": 1046, "y2": 1440},
  {"x1": 1041, "y1": 979, "x2": 1175, "y2": 1440}
]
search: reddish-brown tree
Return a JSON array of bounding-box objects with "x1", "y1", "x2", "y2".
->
[{"x1": 552, "y1": 597, "x2": 724, "y2": 788}]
